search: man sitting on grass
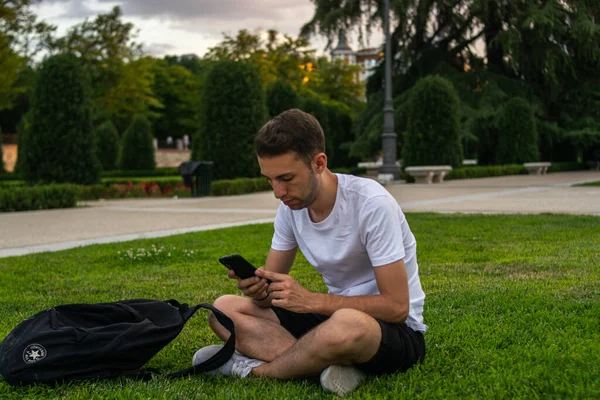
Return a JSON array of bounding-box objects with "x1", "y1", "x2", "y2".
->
[{"x1": 193, "y1": 109, "x2": 427, "y2": 396}]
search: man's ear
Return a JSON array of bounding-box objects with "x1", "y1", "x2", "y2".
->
[{"x1": 313, "y1": 152, "x2": 327, "y2": 174}]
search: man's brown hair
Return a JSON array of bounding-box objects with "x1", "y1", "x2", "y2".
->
[{"x1": 254, "y1": 109, "x2": 325, "y2": 164}]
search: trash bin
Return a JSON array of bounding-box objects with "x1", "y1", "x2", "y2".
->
[{"x1": 178, "y1": 161, "x2": 213, "y2": 197}]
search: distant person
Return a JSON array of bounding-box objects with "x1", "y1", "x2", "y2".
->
[
  {"x1": 166, "y1": 136, "x2": 173, "y2": 147},
  {"x1": 193, "y1": 109, "x2": 427, "y2": 396},
  {"x1": 183, "y1": 135, "x2": 190, "y2": 150}
]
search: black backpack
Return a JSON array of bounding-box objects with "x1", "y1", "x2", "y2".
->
[{"x1": 0, "y1": 299, "x2": 235, "y2": 386}]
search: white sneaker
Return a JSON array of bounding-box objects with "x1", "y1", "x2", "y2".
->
[
  {"x1": 192, "y1": 344, "x2": 264, "y2": 378},
  {"x1": 320, "y1": 364, "x2": 366, "y2": 396}
]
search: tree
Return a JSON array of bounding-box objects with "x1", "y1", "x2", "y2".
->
[
  {"x1": 265, "y1": 79, "x2": 299, "y2": 117},
  {"x1": 1, "y1": 1, "x2": 54, "y2": 113},
  {"x1": 307, "y1": 57, "x2": 363, "y2": 110},
  {"x1": 51, "y1": 6, "x2": 159, "y2": 130},
  {"x1": 403, "y1": 76, "x2": 462, "y2": 167},
  {"x1": 151, "y1": 59, "x2": 202, "y2": 140},
  {"x1": 0, "y1": 33, "x2": 25, "y2": 111},
  {"x1": 204, "y1": 29, "x2": 363, "y2": 114},
  {"x1": 324, "y1": 100, "x2": 356, "y2": 168},
  {"x1": 1, "y1": 0, "x2": 56, "y2": 58},
  {"x1": 496, "y1": 97, "x2": 538, "y2": 164},
  {"x1": 98, "y1": 57, "x2": 162, "y2": 132},
  {"x1": 193, "y1": 60, "x2": 266, "y2": 180},
  {"x1": 119, "y1": 114, "x2": 155, "y2": 171},
  {"x1": 96, "y1": 120, "x2": 120, "y2": 171},
  {"x1": 23, "y1": 53, "x2": 100, "y2": 184},
  {"x1": 303, "y1": 0, "x2": 600, "y2": 162},
  {"x1": 300, "y1": 94, "x2": 331, "y2": 161}
]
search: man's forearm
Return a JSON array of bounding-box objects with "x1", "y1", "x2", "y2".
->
[{"x1": 309, "y1": 292, "x2": 408, "y2": 324}]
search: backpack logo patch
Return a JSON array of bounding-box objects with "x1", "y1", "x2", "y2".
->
[{"x1": 23, "y1": 344, "x2": 47, "y2": 364}]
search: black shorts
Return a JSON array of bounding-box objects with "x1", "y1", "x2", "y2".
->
[{"x1": 271, "y1": 306, "x2": 425, "y2": 375}]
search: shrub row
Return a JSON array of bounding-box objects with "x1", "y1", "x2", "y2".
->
[
  {"x1": 445, "y1": 164, "x2": 527, "y2": 181},
  {"x1": 547, "y1": 162, "x2": 587, "y2": 173},
  {"x1": 0, "y1": 173, "x2": 23, "y2": 181},
  {"x1": 405, "y1": 162, "x2": 587, "y2": 183},
  {"x1": 331, "y1": 167, "x2": 368, "y2": 176},
  {"x1": 0, "y1": 184, "x2": 78, "y2": 212},
  {"x1": 101, "y1": 168, "x2": 180, "y2": 178},
  {"x1": 77, "y1": 181, "x2": 191, "y2": 201},
  {"x1": 210, "y1": 178, "x2": 271, "y2": 196}
]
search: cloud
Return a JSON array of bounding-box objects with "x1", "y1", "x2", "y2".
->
[
  {"x1": 96, "y1": 0, "x2": 311, "y2": 22},
  {"x1": 44, "y1": 0, "x2": 316, "y2": 26},
  {"x1": 143, "y1": 42, "x2": 177, "y2": 56}
]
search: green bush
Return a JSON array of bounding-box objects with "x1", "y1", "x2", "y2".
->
[
  {"x1": 101, "y1": 167, "x2": 179, "y2": 178},
  {"x1": 472, "y1": 111, "x2": 499, "y2": 165},
  {"x1": 331, "y1": 167, "x2": 367, "y2": 176},
  {"x1": 445, "y1": 164, "x2": 526, "y2": 181},
  {"x1": 194, "y1": 60, "x2": 266, "y2": 180},
  {"x1": 119, "y1": 114, "x2": 156, "y2": 171},
  {"x1": 0, "y1": 184, "x2": 78, "y2": 212},
  {"x1": 96, "y1": 120, "x2": 120, "y2": 171},
  {"x1": 497, "y1": 97, "x2": 539, "y2": 164},
  {"x1": 23, "y1": 53, "x2": 101, "y2": 185},
  {"x1": 210, "y1": 177, "x2": 271, "y2": 196},
  {"x1": 403, "y1": 75, "x2": 463, "y2": 167},
  {"x1": 300, "y1": 95, "x2": 331, "y2": 159},
  {"x1": 547, "y1": 162, "x2": 587, "y2": 173},
  {"x1": 266, "y1": 79, "x2": 299, "y2": 117},
  {"x1": 324, "y1": 101, "x2": 356, "y2": 168},
  {"x1": 101, "y1": 176, "x2": 182, "y2": 185},
  {"x1": 0, "y1": 129, "x2": 4, "y2": 174}
]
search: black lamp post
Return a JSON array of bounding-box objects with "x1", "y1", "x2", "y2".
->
[{"x1": 378, "y1": 0, "x2": 401, "y2": 180}]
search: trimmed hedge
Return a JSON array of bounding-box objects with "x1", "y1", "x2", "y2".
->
[
  {"x1": 119, "y1": 114, "x2": 156, "y2": 171},
  {"x1": 445, "y1": 164, "x2": 526, "y2": 180},
  {"x1": 403, "y1": 75, "x2": 463, "y2": 167},
  {"x1": 331, "y1": 167, "x2": 367, "y2": 176},
  {"x1": 194, "y1": 60, "x2": 265, "y2": 180},
  {"x1": 266, "y1": 79, "x2": 299, "y2": 118},
  {"x1": 0, "y1": 184, "x2": 78, "y2": 212},
  {"x1": 101, "y1": 176, "x2": 183, "y2": 185},
  {"x1": 24, "y1": 53, "x2": 101, "y2": 185},
  {"x1": 101, "y1": 168, "x2": 180, "y2": 178},
  {"x1": 77, "y1": 181, "x2": 191, "y2": 201},
  {"x1": 547, "y1": 162, "x2": 587, "y2": 173},
  {"x1": 0, "y1": 173, "x2": 22, "y2": 181},
  {"x1": 96, "y1": 120, "x2": 120, "y2": 171},
  {"x1": 210, "y1": 177, "x2": 271, "y2": 196},
  {"x1": 403, "y1": 162, "x2": 587, "y2": 182},
  {"x1": 497, "y1": 97, "x2": 539, "y2": 164}
]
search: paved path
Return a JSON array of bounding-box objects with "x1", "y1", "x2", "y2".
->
[{"x1": 1, "y1": 170, "x2": 598, "y2": 258}]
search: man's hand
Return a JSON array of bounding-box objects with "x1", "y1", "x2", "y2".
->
[
  {"x1": 255, "y1": 268, "x2": 316, "y2": 313},
  {"x1": 228, "y1": 269, "x2": 269, "y2": 300}
]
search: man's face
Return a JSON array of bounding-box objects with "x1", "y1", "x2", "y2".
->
[{"x1": 258, "y1": 152, "x2": 320, "y2": 210}]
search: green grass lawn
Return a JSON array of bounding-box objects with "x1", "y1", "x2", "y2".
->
[
  {"x1": 0, "y1": 214, "x2": 599, "y2": 399},
  {"x1": 575, "y1": 181, "x2": 600, "y2": 187}
]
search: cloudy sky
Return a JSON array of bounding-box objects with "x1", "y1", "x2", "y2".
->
[{"x1": 34, "y1": 0, "x2": 383, "y2": 58}]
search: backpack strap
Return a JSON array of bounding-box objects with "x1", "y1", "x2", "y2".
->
[{"x1": 166, "y1": 302, "x2": 236, "y2": 378}]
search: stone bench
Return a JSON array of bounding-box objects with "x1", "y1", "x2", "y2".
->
[
  {"x1": 523, "y1": 162, "x2": 551, "y2": 175},
  {"x1": 405, "y1": 166, "x2": 453, "y2": 184},
  {"x1": 357, "y1": 161, "x2": 402, "y2": 177}
]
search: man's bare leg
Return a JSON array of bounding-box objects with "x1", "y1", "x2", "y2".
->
[
  {"x1": 209, "y1": 295, "x2": 297, "y2": 362},
  {"x1": 252, "y1": 308, "x2": 381, "y2": 380}
]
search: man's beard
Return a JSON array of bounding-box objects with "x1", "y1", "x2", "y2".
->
[{"x1": 298, "y1": 170, "x2": 319, "y2": 209}]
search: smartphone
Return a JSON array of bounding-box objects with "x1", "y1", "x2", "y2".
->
[{"x1": 218, "y1": 254, "x2": 272, "y2": 283}]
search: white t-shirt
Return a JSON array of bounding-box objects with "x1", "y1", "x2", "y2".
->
[{"x1": 271, "y1": 173, "x2": 427, "y2": 332}]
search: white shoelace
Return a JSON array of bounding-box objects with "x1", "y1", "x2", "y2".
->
[{"x1": 231, "y1": 356, "x2": 263, "y2": 378}]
